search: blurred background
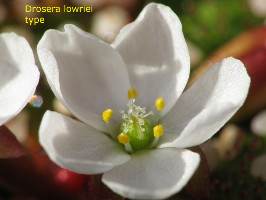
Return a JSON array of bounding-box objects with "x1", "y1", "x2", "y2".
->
[{"x1": 0, "y1": 0, "x2": 265, "y2": 199}]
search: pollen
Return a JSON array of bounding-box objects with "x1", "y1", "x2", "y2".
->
[
  {"x1": 153, "y1": 124, "x2": 164, "y2": 137},
  {"x1": 155, "y1": 97, "x2": 165, "y2": 111},
  {"x1": 117, "y1": 133, "x2": 130, "y2": 144},
  {"x1": 102, "y1": 109, "x2": 114, "y2": 123},
  {"x1": 128, "y1": 88, "x2": 138, "y2": 99}
]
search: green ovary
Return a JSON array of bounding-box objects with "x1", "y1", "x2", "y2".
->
[{"x1": 120, "y1": 118, "x2": 153, "y2": 151}]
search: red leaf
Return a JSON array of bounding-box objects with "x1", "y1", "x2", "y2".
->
[
  {"x1": 239, "y1": 46, "x2": 266, "y2": 96},
  {"x1": 86, "y1": 174, "x2": 125, "y2": 200},
  {"x1": 0, "y1": 125, "x2": 26, "y2": 158},
  {"x1": 185, "y1": 146, "x2": 210, "y2": 200}
]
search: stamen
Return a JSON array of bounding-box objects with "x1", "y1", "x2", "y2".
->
[
  {"x1": 124, "y1": 143, "x2": 133, "y2": 153},
  {"x1": 117, "y1": 133, "x2": 133, "y2": 153},
  {"x1": 149, "y1": 137, "x2": 160, "y2": 148},
  {"x1": 128, "y1": 88, "x2": 138, "y2": 99},
  {"x1": 153, "y1": 124, "x2": 164, "y2": 137},
  {"x1": 155, "y1": 97, "x2": 165, "y2": 111},
  {"x1": 149, "y1": 125, "x2": 164, "y2": 148},
  {"x1": 117, "y1": 133, "x2": 130, "y2": 144},
  {"x1": 102, "y1": 109, "x2": 114, "y2": 123}
]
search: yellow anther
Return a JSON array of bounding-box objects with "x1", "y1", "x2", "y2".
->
[
  {"x1": 128, "y1": 88, "x2": 138, "y2": 99},
  {"x1": 102, "y1": 109, "x2": 114, "y2": 123},
  {"x1": 155, "y1": 97, "x2": 165, "y2": 111},
  {"x1": 153, "y1": 124, "x2": 164, "y2": 137},
  {"x1": 117, "y1": 133, "x2": 130, "y2": 144}
]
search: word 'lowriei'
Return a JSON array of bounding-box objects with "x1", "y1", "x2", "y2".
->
[{"x1": 25, "y1": 5, "x2": 93, "y2": 26}]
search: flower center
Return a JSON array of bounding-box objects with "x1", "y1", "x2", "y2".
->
[
  {"x1": 102, "y1": 88, "x2": 165, "y2": 153},
  {"x1": 119, "y1": 98, "x2": 154, "y2": 151}
]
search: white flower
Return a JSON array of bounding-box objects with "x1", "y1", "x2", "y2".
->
[
  {"x1": 0, "y1": 33, "x2": 39, "y2": 126},
  {"x1": 250, "y1": 110, "x2": 266, "y2": 180},
  {"x1": 38, "y1": 3, "x2": 250, "y2": 199}
]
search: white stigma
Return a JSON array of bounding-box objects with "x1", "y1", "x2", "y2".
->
[{"x1": 119, "y1": 99, "x2": 153, "y2": 128}]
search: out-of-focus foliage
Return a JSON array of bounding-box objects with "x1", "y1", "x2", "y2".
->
[
  {"x1": 210, "y1": 131, "x2": 266, "y2": 200},
  {"x1": 157, "y1": 0, "x2": 264, "y2": 57}
]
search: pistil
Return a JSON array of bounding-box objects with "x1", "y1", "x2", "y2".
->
[{"x1": 102, "y1": 88, "x2": 165, "y2": 153}]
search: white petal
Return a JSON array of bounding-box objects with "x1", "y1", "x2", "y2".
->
[
  {"x1": 112, "y1": 3, "x2": 190, "y2": 117},
  {"x1": 251, "y1": 154, "x2": 266, "y2": 181},
  {"x1": 251, "y1": 110, "x2": 266, "y2": 136},
  {"x1": 39, "y1": 111, "x2": 130, "y2": 174},
  {"x1": 159, "y1": 57, "x2": 250, "y2": 148},
  {"x1": 0, "y1": 33, "x2": 39, "y2": 125},
  {"x1": 102, "y1": 148, "x2": 200, "y2": 199},
  {"x1": 37, "y1": 24, "x2": 130, "y2": 134}
]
